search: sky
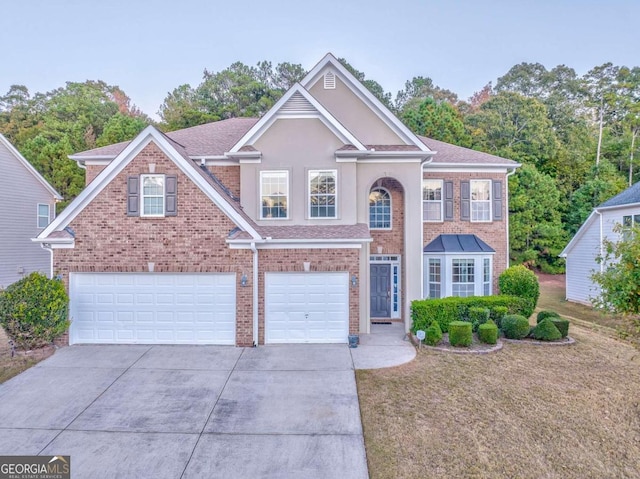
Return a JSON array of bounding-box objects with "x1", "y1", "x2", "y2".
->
[{"x1": 1, "y1": 0, "x2": 639, "y2": 120}]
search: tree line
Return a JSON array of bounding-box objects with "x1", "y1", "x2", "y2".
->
[{"x1": 1, "y1": 59, "x2": 638, "y2": 272}]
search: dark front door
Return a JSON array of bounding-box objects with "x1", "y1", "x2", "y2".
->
[{"x1": 370, "y1": 264, "x2": 391, "y2": 318}]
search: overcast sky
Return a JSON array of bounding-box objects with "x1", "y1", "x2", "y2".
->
[{"x1": 1, "y1": 0, "x2": 638, "y2": 120}]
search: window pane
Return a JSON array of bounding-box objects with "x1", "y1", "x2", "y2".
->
[
  {"x1": 261, "y1": 171, "x2": 288, "y2": 218},
  {"x1": 423, "y1": 180, "x2": 442, "y2": 200},
  {"x1": 471, "y1": 180, "x2": 490, "y2": 200},
  {"x1": 423, "y1": 202, "x2": 442, "y2": 221},
  {"x1": 143, "y1": 197, "x2": 164, "y2": 215},
  {"x1": 623, "y1": 215, "x2": 632, "y2": 227},
  {"x1": 38, "y1": 204, "x2": 50, "y2": 216},
  {"x1": 143, "y1": 176, "x2": 164, "y2": 195},
  {"x1": 369, "y1": 188, "x2": 391, "y2": 229},
  {"x1": 309, "y1": 171, "x2": 336, "y2": 218},
  {"x1": 635, "y1": 215, "x2": 640, "y2": 225}
]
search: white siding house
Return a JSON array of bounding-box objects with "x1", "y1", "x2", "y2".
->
[
  {"x1": 560, "y1": 182, "x2": 640, "y2": 305},
  {"x1": 0, "y1": 134, "x2": 62, "y2": 288}
]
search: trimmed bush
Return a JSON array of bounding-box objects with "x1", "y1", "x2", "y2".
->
[
  {"x1": 424, "y1": 320, "x2": 443, "y2": 346},
  {"x1": 548, "y1": 317, "x2": 570, "y2": 338},
  {"x1": 449, "y1": 321, "x2": 472, "y2": 347},
  {"x1": 531, "y1": 319, "x2": 562, "y2": 341},
  {"x1": 498, "y1": 265, "x2": 540, "y2": 318},
  {"x1": 0, "y1": 272, "x2": 69, "y2": 349},
  {"x1": 490, "y1": 306, "x2": 509, "y2": 328},
  {"x1": 469, "y1": 307, "x2": 490, "y2": 332},
  {"x1": 411, "y1": 295, "x2": 531, "y2": 333},
  {"x1": 478, "y1": 320, "x2": 499, "y2": 345},
  {"x1": 537, "y1": 310, "x2": 561, "y2": 323},
  {"x1": 501, "y1": 314, "x2": 531, "y2": 340}
]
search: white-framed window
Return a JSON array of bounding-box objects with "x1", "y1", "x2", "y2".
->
[
  {"x1": 369, "y1": 187, "x2": 391, "y2": 229},
  {"x1": 423, "y1": 179, "x2": 443, "y2": 222},
  {"x1": 309, "y1": 169, "x2": 337, "y2": 218},
  {"x1": 37, "y1": 203, "x2": 50, "y2": 228},
  {"x1": 483, "y1": 258, "x2": 491, "y2": 296},
  {"x1": 141, "y1": 174, "x2": 165, "y2": 217},
  {"x1": 471, "y1": 180, "x2": 491, "y2": 222},
  {"x1": 452, "y1": 259, "x2": 475, "y2": 297},
  {"x1": 260, "y1": 171, "x2": 289, "y2": 219},
  {"x1": 622, "y1": 214, "x2": 640, "y2": 240},
  {"x1": 428, "y1": 258, "x2": 441, "y2": 299}
]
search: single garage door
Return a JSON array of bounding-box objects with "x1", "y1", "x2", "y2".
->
[
  {"x1": 265, "y1": 272, "x2": 349, "y2": 343},
  {"x1": 69, "y1": 273, "x2": 236, "y2": 345}
]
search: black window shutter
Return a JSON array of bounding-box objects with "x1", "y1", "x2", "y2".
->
[
  {"x1": 127, "y1": 175, "x2": 139, "y2": 216},
  {"x1": 460, "y1": 180, "x2": 470, "y2": 221},
  {"x1": 165, "y1": 175, "x2": 177, "y2": 216},
  {"x1": 493, "y1": 180, "x2": 503, "y2": 221},
  {"x1": 444, "y1": 180, "x2": 454, "y2": 221}
]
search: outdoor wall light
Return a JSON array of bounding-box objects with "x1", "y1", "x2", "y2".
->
[
  {"x1": 351, "y1": 274, "x2": 358, "y2": 287},
  {"x1": 241, "y1": 273, "x2": 248, "y2": 287}
]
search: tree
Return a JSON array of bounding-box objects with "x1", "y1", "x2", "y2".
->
[
  {"x1": 338, "y1": 58, "x2": 393, "y2": 110},
  {"x1": 508, "y1": 164, "x2": 566, "y2": 271},
  {"x1": 395, "y1": 76, "x2": 458, "y2": 113},
  {"x1": 583, "y1": 63, "x2": 620, "y2": 165},
  {"x1": 592, "y1": 225, "x2": 640, "y2": 315},
  {"x1": 96, "y1": 113, "x2": 148, "y2": 147},
  {"x1": 566, "y1": 160, "x2": 627, "y2": 234},
  {"x1": 401, "y1": 97, "x2": 470, "y2": 146}
]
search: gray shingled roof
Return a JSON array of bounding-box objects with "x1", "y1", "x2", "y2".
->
[
  {"x1": 599, "y1": 182, "x2": 640, "y2": 208},
  {"x1": 419, "y1": 136, "x2": 518, "y2": 166},
  {"x1": 423, "y1": 234, "x2": 495, "y2": 253},
  {"x1": 73, "y1": 118, "x2": 259, "y2": 158}
]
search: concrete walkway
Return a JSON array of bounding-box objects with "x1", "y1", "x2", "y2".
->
[
  {"x1": 351, "y1": 322, "x2": 417, "y2": 369},
  {"x1": 0, "y1": 329, "x2": 415, "y2": 478}
]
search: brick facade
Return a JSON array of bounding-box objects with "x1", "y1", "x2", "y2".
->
[
  {"x1": 257, "y1": 248, "x2": 360, "y2": 345},
  {"x1": 423, "y1": 171, "x2": 509, "y2": 292},
  {"x1": 85, "y1": 165, "x2": 105, "y2": 185},
  {"x1": 54, "y1": 143, "x2": 254, "y2": 346},
  {"x1": 208, "y1": 165, "x2": 240, "y2": 198},
  {"x1": 369, "y1": 178, "x2": 405, "y2": 318}
]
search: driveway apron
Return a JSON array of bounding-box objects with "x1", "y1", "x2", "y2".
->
[{"x1": 0, "y1": 344, "x2": 368, "y2": 479}]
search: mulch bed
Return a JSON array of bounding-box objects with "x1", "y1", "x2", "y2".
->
[{"x1": 411, "y1": 333, "x2": 504, "y2": 354}]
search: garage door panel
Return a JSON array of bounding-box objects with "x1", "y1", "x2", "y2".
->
[
  {"x1": 265, "y1": 272, "x2": 349, "y2": 344},
  {"x1": 70, "y1": 273, "x2": 236, "y2": 345}
]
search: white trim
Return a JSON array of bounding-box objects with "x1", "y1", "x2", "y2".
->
[
  {"x1": 35, "y1": 126, "x2": 262, "y2": 242},
  {"x1": 308, "y1": 169, "x2": 338, "y2": 219},
  {"x1": 425, "y1": 166, "x2": 512, "y2": 173},
  {"x1": 37, "y1": 203, "x2": 50, "y2": 229},
  {"x1": 140, "y1": 174, "x2": 166, "y2": 218},
  {"x1": 301, "y1": 53, "x2": 430, "y2": 152},
  {"x1": 0, "y1": 133, "x2": 62, "y2": 200},
  {"x1": 368, "y1": 187, "x2": 392, "y2": 230},
  {"x1": 355, "y1": 158, "x2": 425, "y2": 164},
  {"x1": 259, "y1": 170, "x2": 290, "y2": 220},
  {"x1": 422, "y1": 179, "x2": 444, "y2": 223},
  {"x1": 229, "y1": 84, "x2": 366, "y2": 153},
  {"x1": 228, "y1": 242, "x2": 365, "y2": 250},
  {"x1": 69, "y1": 154, "x2": 117, "y2": 161},
  {"x1": 596, "y1": 201, "x2": 640, "y2": 212},
  {"x1": 470, "y1": 179, "x2": 492, "y2": 223}
]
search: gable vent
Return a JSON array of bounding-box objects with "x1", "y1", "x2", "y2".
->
[
  {"x1": 324, "y1": 71, "x2": 336, "y2": 89},
  {"x1": 280, "y1": 91, "x2": 316, "y2": 112}
]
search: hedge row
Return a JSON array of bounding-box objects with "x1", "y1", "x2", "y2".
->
[{"x1": 411, "y1": 295, "x2": 531, "y2": 333}]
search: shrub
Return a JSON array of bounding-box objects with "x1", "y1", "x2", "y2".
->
[
  {"x1": 498, "y1": 265, "x2": 540, "y2": 318},
  {"x1": 548, "y1": 317, "x2": 570, "y2": 338},
  {"x1": 424, "y1": 321, "x2": 443, "y2": 346},
  {"x1": 537, "y1": 310, "x2": 561, "y2": 323},
  {"x1": 531, "y1": 319, "x2": 562, "y2": 341},
  {"x1": 411, "y1": 295, "x2": 530, "y2": 333},
  {"x1": 490, "y1": 306, "x2": 509, "y2": 328},
  {"x1": 0, "y1": 272, "x2": 69, "y2": 349},
  {"x1": 449, "y1": 321, "x2": 472, "y2": 347},
  {"x1": 469, "y1": 307, "x2": 490, "y2": 332},
  {"x1": 478, "y1": 320, "x2": 499, "y2": 345},
  {"x1": 501, "y1": 314, "x2": 531, "y2": 339}
]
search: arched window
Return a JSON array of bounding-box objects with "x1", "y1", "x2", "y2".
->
[{"x1": 369, "y1": 187, "x2": 392, "y2": 229}]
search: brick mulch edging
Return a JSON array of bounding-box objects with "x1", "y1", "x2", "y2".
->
[
  {"x1": 410, "y1": 333, "x2": 504, "y2": 355},
  {"x1": 502, "y1": 336, "x2": 576, "y2": 346}
]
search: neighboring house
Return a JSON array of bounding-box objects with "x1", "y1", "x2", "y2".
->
[
  {"x1": 560, "y1": 182, "x2": 640, "y2": 305},
  {"x1": 0, "y1": 134, "x2": 62, "y2": 288},
  {"x1": 34, "y1": 53, "x2": 518, "y2": 346}
]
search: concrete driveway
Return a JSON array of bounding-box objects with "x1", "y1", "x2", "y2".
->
[{"x1": 0, "y1": 345, "x2": 368, "y2": 479}]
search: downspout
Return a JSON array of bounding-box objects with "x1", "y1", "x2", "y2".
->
[
  {"x1": 41, "y1": 243, "x2": 54, "y2": 279},
  {"x1": 250, "y1": 242, "x2": 259, "y2": 347},
  {"x1": 505, "y1": 168, "x2": 517, "y2": 267}
]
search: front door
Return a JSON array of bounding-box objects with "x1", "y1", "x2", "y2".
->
[{"x1": 370, "y1": 264, "x2": 391, "y2": 317}]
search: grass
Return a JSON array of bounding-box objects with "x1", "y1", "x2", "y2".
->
[
  {"x1": 357, "y1": 277, "x2": 640, "y2": 479},
  {"x1": 0, "y1": 326, "x2": 53, "y2": 384}
]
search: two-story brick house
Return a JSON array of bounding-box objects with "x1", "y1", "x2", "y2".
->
[{"x1": 35, "y1": 54, "x2": 518, "y2": 346}]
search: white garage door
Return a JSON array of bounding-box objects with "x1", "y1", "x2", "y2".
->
[
  {"x1": 265, "y1": 272, "x2": 349, "y2": 344},
  {"x1": 70, "y1": 273, "x2": 236, "y2": 345}
]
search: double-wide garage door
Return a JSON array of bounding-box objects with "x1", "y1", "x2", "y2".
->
[
  {"x1": 265, "y1": 272, "x2": 349, "y2": 344},
  {"x1": 69, "y1": 273, "x2": 236, "y2": 345}
]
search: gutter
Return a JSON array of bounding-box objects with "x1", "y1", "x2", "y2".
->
[
  {"x1": 250, "y1": 242, "x2": 259, "y2": 347},
  {"x1": 505, "y1": 167, "x2": 518, "y2": 267}
]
